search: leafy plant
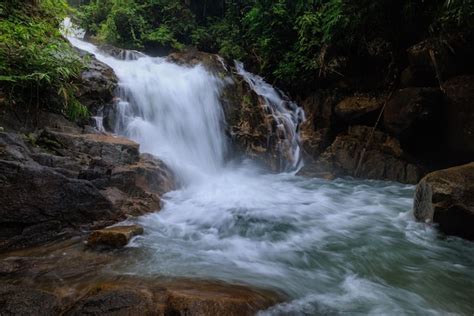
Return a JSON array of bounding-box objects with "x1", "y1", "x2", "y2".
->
[{"x1": 0, "y1": 0, "x2": 87, "y2": 120}]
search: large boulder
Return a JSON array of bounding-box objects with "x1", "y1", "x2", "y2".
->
[
  {"x1": 413, "y1": 162, "x2": 474, "y2": 239},
  {"x1": 76, "y1": 54, "x2": 118, "y2": 112},
  {"x1": 0, "y1": 129, "x2": 175, "y2": 251},
  {"x1": 443, "y1": 75, "x2": 474, "y2": 156},
  {"x1": 406, "y1": 35, "x2": 474, "y2": 85},
  {"x1": 383, "y1": 88, "x2": 443, "y2": 151},
  {"x1": 314, "y1": 126, "x2": 421, "y2": 183},
  {"x1": 65, "y1": 278, "x2": 282, "y2": 316},
  {"x1": 334, "y1": 96, "x2": 382, "y2": 124}
]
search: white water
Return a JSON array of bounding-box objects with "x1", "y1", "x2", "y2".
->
[
  {"x1": 67, "y1": 36, "x2": 474, "y2": 315},
  {"x1": 236, "y1": 62, "x2": 305, "y2": 171}
]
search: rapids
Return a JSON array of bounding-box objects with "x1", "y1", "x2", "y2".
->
[{"x1": 67, "y1": 36, "x2": 474, "y2": 315}]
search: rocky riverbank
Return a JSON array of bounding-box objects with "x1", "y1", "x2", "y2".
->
[
  {"x1": 0, "y1": 238, "x2": 282, "y2": 315},
  {"x1": 0, "y1": 49, "x2": 283, "y2": 315}
]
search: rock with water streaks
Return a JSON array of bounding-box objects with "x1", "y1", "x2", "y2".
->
[
  {"x1": 413, "y1": 162, "x2": 474, "y2": 239},
  {"x1": 76, "y1": 53, "x2": 118, "y2": 112}
]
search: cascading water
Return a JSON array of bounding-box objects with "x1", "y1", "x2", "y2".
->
[
  {"x1": 66, "y1": 34, "x2": 474, "y2": 315},
  {"x1": 235, "y1": 62, "x2": 305, "y2": 171},
  {"x1": 68, "y1": 37, "x2": 227, "y2": 184}
]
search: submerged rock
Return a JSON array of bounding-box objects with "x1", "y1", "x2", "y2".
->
[
  {"x1": 64, "y1": 277, "x2": 281, "y2": 316},
  {"x1": 87, "y1": 225, "x2": 144, "y2": 249},
  {"x1": 0, "y1": 285, "x2": 61, "y2": 315},
  {"x1": 413, "y1": 162, "x2": 474, "y2": 240}
]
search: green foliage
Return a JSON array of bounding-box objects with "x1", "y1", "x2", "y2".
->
[
  {"x1": 79, "y1": 0, "x2": 195, "y2": 49},
  {"x1": 77, "y1": 0, "x2": 474, "y2": 93},
  {"x1": 0, "y1": 0, "x2": 87, "y2": 120}
]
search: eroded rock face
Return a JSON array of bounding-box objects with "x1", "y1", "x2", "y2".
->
[
  {"x1": 310, "y1": 126, "x2": 421, "y2": 183},
  {"x1": 413, "y1": 162, "x2": 474, "y2": 239},
  {"x1": 443, "y1": 75, "x2": 474, "y2": 156},
  {"x1": 334, "y1": 96, "x2": 382, "y2": 124},
  {"x1": 166, "y1": 50, "x2": 301, "y2": 171},
  {"x1": 76, "y1": 53, "x2": 118, "y2": 112},
  {"x1": 383, "y1": 88, "x2": 443, "y2": 139},
  {"x1": 0, "y1": 122, "x2": 175, "y2": 251}
]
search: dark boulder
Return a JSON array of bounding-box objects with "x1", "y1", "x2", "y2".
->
[
  {"x1": 406, "y1": 35, "x2": 474, "y2": 84},
  {"x1": 383, "y1": 88, "x2": 443, "y2": 151},
  {"x1": 314, "y1": 126, "x2": 421, "y2": 183},
  {"x1": 76, "y1": 54, "x2": 118, "y2": 112},
  {"x1": 0, "y1": 130, "x2": 175, "y2": 251},
  {"x1": 334, "y1": 96, "x2": 382, "y2": 124},
  {"x1": 0, "y1": 159, "x2": 114, "y2": 250},
  {"x1": 413, "y1": 162, "x2": 474, "y2": 240},
  {"x1": 443, "y1": 75, "x2": 474, "y2": 156}
]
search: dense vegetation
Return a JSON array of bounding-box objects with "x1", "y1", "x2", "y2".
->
[
  {"x1": 0, "y1": 0, "x2": 87, "y2": 119},
  {"x1": 78, "y1": 0, "x2": 474, "y2": 94}
]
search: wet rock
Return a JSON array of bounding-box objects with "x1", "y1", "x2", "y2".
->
[
  {"x1": 65, "y1": 277, "x2": 282, "y2": 316},
  {"x1": 164, "y1": 281, "x2": 280, "y2": 316},
  {"x1": 167, "y1": 50, "x2": 227, "y2": 74},
  {"x1": 167, "y1": 50, "x2": 300, "y2": 171},
  {"x1": 77, "y1": 54, "x2": 118, "y2": 112},
  {"x1": 38, "y1": 130, "x2": 140, "y2": 166},
  {"x1": 0, "y1": 159, "x2": 114, "y2": 250},
  {"x1": 334, "y1": 96, "x2": 382, "y2": 124},
  {"x1": 443, "y1": 75, "x2": 474, "y2": 156},
  {"x1": 316, "y1": 126, "x2": 421, "y2": 183},
  {"x1": 87, "y1": 225, "x2": 144, "y2": 249},
  {"x1": 413, "y1": 162, "x2": 474, "y2": 240},
  {"x1": 400, "y1": 66, "x2": 438, "y2": 88},
  {"x1": 67, "y1": 288, "x2": 154, "y2": 315},
  {"x1": 0, "y1": 129, "x2": 174, "y2": 251},
  {"x1": 0, "y1": 285, "x2": 60, "y2": 315},
  {"x1": 406, "y1": 35, "x2": 474, "y2": 84},
  {"x1": 383, "y1": 88, "x2": 443, "y2": 149}
]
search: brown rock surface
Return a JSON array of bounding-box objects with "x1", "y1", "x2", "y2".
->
[
  {"x1": 87, "y1": 225, "x2": 144, "y2": 249},
  {"x1": 0, "y1": 128, "x2": 174, "y2": 251},
  {"x1": 443, "y1": 75, "x2": 474, "y2": 155},
  {"x1": 313, "y1": 126, "x2": 421, "y2": 183},
  {"x1": 413, "y1": 162, "x2": 474, "y2": 239},
  {"x1": 334, "y1": 96, "x2": 382, "y2": 123}
]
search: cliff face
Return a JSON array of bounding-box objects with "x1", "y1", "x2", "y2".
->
[{"x1": 298, "y1": 35, "x2": 474, "y2": 184}]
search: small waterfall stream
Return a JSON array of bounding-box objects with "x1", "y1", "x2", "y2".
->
[
  {"x1": 235, "y1": 62, "x2": 305, "y2": 171},
  {"x1": 66, "y1": 34, "x2": 474, "y2": 315}
]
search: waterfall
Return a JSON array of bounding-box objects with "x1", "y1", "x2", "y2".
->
[
  {"x1": 68, "y1": 37, "x2": 227, "y2": 184},
  {"x1": 235, "y1": 62, "x2": 305, "y2": 171},
  {"x1": 63, "y1": 30, "x2": 474, "y2": 316},
  {"x1": 67, "y1": 35, "x2": 304, "y2": 179}
]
